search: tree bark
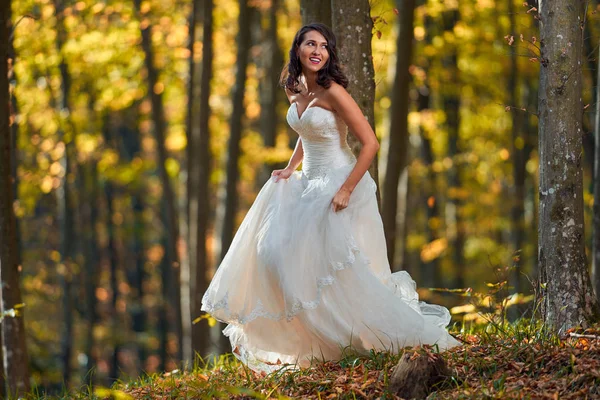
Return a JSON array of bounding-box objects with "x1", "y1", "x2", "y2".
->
[
  {"x1": 188, "y1": 0, "x2": 213, "y2": 359},
  {"x1": 101, "y1": 120, "x2": 122, "y2": 382},
  {"x1": 218, "y1": 0, "x2": 251, "y2": 355},
  {"x1": 0, "y1": 1, "x2": 29, "y2": 395},
  {"x1": 593, "y1": 18, "x2": 600, "y2": 299},
  {"x1": 257, "y1": 0, "x2": 284, "y2": 186},
  {"x1": 382, "y1": 0, "x2": 416, "y2": 271},
  {"x1": 300, "y1": 0, "x2": 331, "y2": 27},
  {"x1": 331, "y1": 0, "x2": 381, "y2": 206},
  {"x1": 441, "y1": 8, "x2": 465, "y2": 289},
  {"x1": 134, "y1": 0, "x2": 183, "y2": 362},
  {"x1": 537, "y1": 0, "x2": 600, "y2": 331},
  {"x1": 52, "y1": 0, "x2": 77, "y2": 386},
  {"x1": 220, "y1": 0, "x2": 251, "y2": 261},
  {"x1": 508, "y1": 0, "x2": 526, "y2": 296},
  {"x1": 182, "y1": 0, "x2": 200, "y2": 367},
  {"x1": 417, "y1": 14, "x2": 441, "y2": 288},
  {"x1": 81, "y1": 105, "x2": 100, "y2": 383}
]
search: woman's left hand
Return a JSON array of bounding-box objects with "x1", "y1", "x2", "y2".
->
[{"x1": 332, "y1": 187, "x2": 351, "y2": 212}]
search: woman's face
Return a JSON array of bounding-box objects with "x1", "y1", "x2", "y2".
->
[{"x1": 296, "y1": 30, "x2": 330, "y2": 74}]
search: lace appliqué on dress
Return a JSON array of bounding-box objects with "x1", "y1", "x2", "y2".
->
[{"x1": 202, "y1": 241, "x2": 362, "y2": 325}]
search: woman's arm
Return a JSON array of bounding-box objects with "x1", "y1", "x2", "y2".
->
[
  {"x1": 326, "y1": 82, "x2": 380, "y2": 211},
  {"x1": 286, "y1": 137, "x2": 304, "y2": 171},
  {"x1": 272, "y1": 88, "x2": 305, "y2": 182}
]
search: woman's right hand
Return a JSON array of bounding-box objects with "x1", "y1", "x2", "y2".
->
[{"x1": 271, "y1": 167, "x2": 294, "y2": 182}]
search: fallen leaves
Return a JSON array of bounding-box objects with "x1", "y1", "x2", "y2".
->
[{"x1": 116, "y1": 326, "x2": 600, "y2": 399}]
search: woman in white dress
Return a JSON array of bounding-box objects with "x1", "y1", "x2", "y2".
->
[{"x1": 201, "y1": 23, "x2": 460, "y2": 373}]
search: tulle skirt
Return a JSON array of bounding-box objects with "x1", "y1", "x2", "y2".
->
[{"x1": 201, "y1": 164, "x2": 460, "y2": 373}]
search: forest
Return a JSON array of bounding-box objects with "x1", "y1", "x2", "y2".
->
[{"x1": 1, "y1": 0, "x2": 600, "y2": 398}]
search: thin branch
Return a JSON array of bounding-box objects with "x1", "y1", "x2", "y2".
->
[
  {"x1": 569, "y1": 332, "x2": 600, "y2": 340},
  {"x1": 497, "y1": 103, "x2": 539, "y2": 117},
  {"x1": 8, "y1": 14, "x2": 37, "y2": 43}
]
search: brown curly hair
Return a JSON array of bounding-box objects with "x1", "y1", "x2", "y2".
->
[{"x1": 280, "y1": 23, "x2": 349, "y2": 94}]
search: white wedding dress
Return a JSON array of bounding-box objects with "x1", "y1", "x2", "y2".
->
[{"x1": 201, "y1": 103, "x2": 460, "y2": 373}]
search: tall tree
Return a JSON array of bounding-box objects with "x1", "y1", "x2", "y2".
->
[
  {"x1": 331, "y1": 0, "x2": 381, "y2": 204},
  {"x1": 134, "y1": 0, "x2": 183, "y2": 363},
  {"x1": 537, "y1": 0, "x2": 600, "y2": 331},
  {"x1": 218, "y1": 0, "x2": 251, "y2": 355},
  {"x1": 440, "y1": 7, "x2": 465, "y2": 289},
  {"x1": 53, "y1": 0, "x2": 76, "y2": 385},
  {"x1": 508, "y1": 0, "x2": 525, "y2": 296},
  {"x1": 257, "y1": 0, "x2": 284, "y2": 185},
  {"x1": 417, "y1": 14, "x2": 441, "y2": 288},
  {"x1": 219, "y1": 0, "x2": 251, "y2": 261},
  {"x1": 300, "y1": 0, "x2": 331, "y2": 26},
  {"x1": 382, "y1": 0, "x2": 416, "y2": 270},
  {"x1": 118, "y1": 118, "x2": 149, "y2": 371},
  {"x1": 593, "y1": 23, "x2": 600, "y2": 299},
  {"x1": 0, "y1": 0, "x2": 30, "y2": 394},
  {"x1": 102, "y1": 119, "x2": 122, "y2": 382},
  {"x1": 187, "y1": 0, "x2": 213, "y2": 359}
]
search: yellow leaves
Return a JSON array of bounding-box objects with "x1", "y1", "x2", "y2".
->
[
  {"x1": 192, "y1": 313, "x2": 217, "y2": 328},
  {"x1": 165, "y1": 127, "x2": 186, "y2": 152},
  {"x1": 450, "y1": 303, "x2": 476, "y2": 314},
  {"x1": 91, "y1": 3, "x2": 106, "y2": 14},
  {"x1": 165, "y1": 158, "x2": 180, "y2": 178},
  {"x1": 94, "y1": 388, "x2": 133, "y2": 400},
  {"x1": 153, "y1": 82, "x2": 164, "y2": 95},
  {"x1": 98, "y1": 149, "x2": 119, "y2": 173},
  {"x1": 76, "y1": 133, "x2": 100, "y2": 159},
  {"x1": 420, "y1": 238, "x2": 448, "y2": 263},
  {"x1": 40, "y1": 176, "x2": 54, "y2": 193},
  {"x1": 174, "y1": 47, "x2": 191, "y2": 59},
  {"x1": 140, "y1": 1, "x2": 152, "y2": 14}
]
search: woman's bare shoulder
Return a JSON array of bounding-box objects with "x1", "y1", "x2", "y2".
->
[{"x1": 323, "y1": 82, "x2": 351, "y2": 106}]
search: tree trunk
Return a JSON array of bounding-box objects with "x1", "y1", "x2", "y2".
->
[
  {"x1": 300, "y1": 0, "x2": 331, "y2": 26},
  {"x1": 220, "y1": 0, "x2": 251, "y2": 260},
  {"x1": 7, "y1": 4, "x2": 21, "y2": 282},
  {"x1": 382, "y1": 0, "x2": 416, "y2": 271},
  {"x1": 116, "y1": 117, "x2": 148, "y2": 372},
  {"x1": 417, "y1": 15, "x2": 440, "y2": 288},
  {"x1": 257, "y1": 0, "x2": 284, "y2": 186},
  {"x1": 188, "y1": 0, "x2": 213, "y2": 359},
  {"x1": 134, "y1": 0, "x2": 183, "y2": 362},
  {"x1": 81, "y1": 148, "x2": 99, "y2": 384},
  {"x1": 420, "y1": 128, "x2": 441, "y2": 288},
  {"x1": 537, "y1": 0, "x2": 600, "y2": 331},
  {"x1": 130, "y1": 192, "x2": 148, "y2": 369},
  {"x1": 53, "y1": 0, "x2": 76, "y2": 386},
  {"x1": 218, "y1": 0, "x2": 251, "y2": 355},
  {"x1": 0, "y1": 1, "x2": 30, "y2": 394},
  {"x1": 331, "y1": 0, "x2": 381, "y2": 206},
  {"x1": 593, "y1": 20, "x2": 600, "y2": 299},
  {"x1": 101, "y1": 120, "x2": 122, "y2": 382},
  {"x1": 181, "y1": 0, "x2": 200, "y2": 366},
  {"x1": 441, "y1": 8, "x2": 465, "y2": 289},
  {"x1": 508, "y1": 0, "x2": 526, "y2": 297}
]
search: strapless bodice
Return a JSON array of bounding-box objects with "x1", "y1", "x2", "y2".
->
[{"x1": 286, "y1": 103, "x2": 356, "y2": 179}]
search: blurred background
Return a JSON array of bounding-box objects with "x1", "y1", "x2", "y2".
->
[{"x1": 5, "y1": 0, "x2": 599, "y2": 393}]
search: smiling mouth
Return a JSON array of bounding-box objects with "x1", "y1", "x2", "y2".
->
[{"x1": 309, "y1": 57, "x2": 321, "y2": 64}]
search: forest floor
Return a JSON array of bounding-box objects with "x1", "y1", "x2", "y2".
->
[{"x1": 104, "y1": 323, "x2": 600, "y2": 399}]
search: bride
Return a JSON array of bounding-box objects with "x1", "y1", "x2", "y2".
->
[{"x1": 201, "y1": 23, "x2": 460, "y2": 373}]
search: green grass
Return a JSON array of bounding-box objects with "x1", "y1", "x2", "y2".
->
[{"x1": 14, "y1": 318, "x2": 600, "y2": 399}]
